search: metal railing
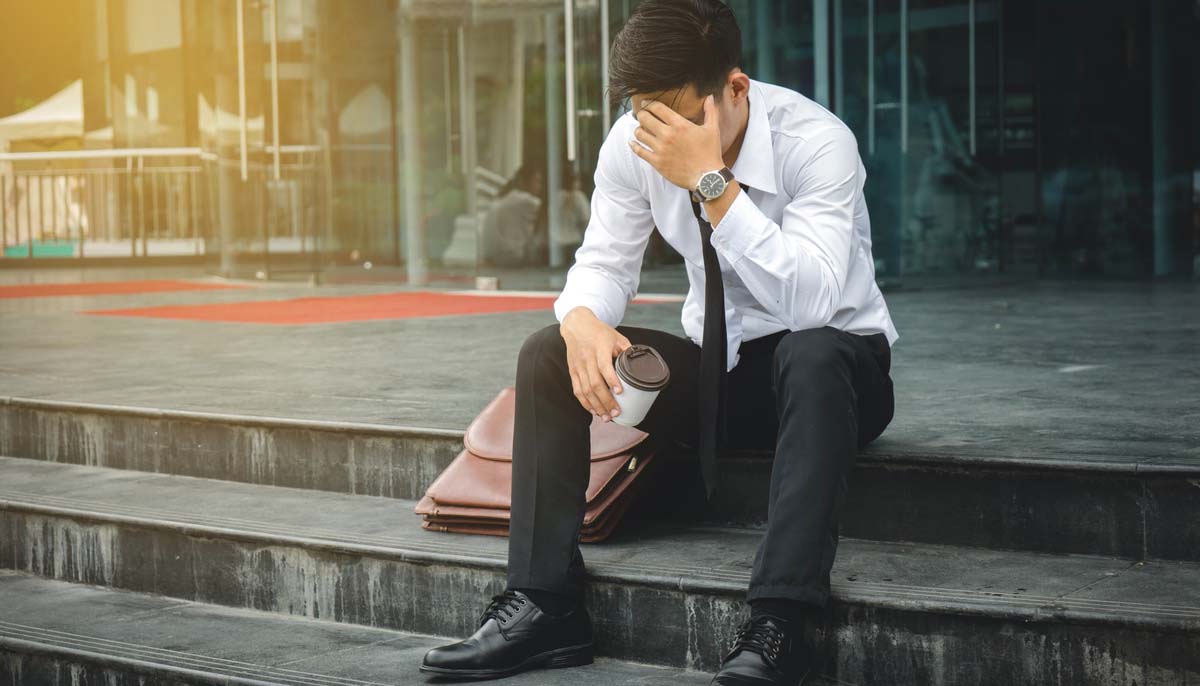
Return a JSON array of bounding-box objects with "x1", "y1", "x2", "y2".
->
[
  {"x1": 0, "y1": 146, "x2": 340, "y2": 261},
  {"x1": 1, "y1": 146, "x2": 507, "y2": 264},
  {"x1": 0, "y1": 148, "x2": 207, "y2": 259}
]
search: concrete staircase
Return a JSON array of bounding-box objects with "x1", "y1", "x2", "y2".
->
[
  {"x1": 0, "y1": 571, "x2": 712, "y2": 685},
  {"x1": 1, "y1": 396, "x2": 1198, "y2": 684}
]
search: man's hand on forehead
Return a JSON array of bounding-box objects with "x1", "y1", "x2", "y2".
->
[
  {"x1": 636, "y1": 99, "x2": 703, "y2": 126},
  {"x1": 628, "y1": 95, "x2": 725, "y2": 192}
]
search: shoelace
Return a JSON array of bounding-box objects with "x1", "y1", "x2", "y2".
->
[
  {"x1": 479, "y1": 589, "x2": 527, "y2": 627},
  {"x1": 728, "y1": 616, "x2": 788, "y2": 670}
]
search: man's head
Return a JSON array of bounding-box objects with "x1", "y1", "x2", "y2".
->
[{"x1": 609, "y1": 0, "x2": 750, "y2": 155}]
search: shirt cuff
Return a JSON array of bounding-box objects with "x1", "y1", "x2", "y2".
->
[
  {"x1": 554, "y1": 295, "x2": 612, "y2": 327},
  {"x1": 708, "y1": 188, "x2": 770, "y2": 261}
]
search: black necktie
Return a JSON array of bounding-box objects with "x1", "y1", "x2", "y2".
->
[{"x1": 691, "y1": 197, "x2": 727, "y2": 501}]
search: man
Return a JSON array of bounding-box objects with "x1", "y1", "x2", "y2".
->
[{"x1": 421, "y1": 1, "x2": 897, "y2": 684}]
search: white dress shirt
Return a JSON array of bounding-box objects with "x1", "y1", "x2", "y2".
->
[{"x1": 553, "y1": 78, "x2": 899, "y2": 372}]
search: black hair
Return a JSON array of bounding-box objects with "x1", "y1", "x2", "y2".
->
[
  {"x1": 500, "y1": 162, "x2": 543, "y2": 196},
  {"x1": 607, "y1": 0, "x2": 742, "y2": 109}
]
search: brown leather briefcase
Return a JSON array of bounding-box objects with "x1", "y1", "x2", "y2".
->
[{"x1": 414, "y1": 386, "x2": 655, "y2": 542}]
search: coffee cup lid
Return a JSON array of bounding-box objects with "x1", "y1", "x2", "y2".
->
[{"x1": 615, "y1": 344, "x2": 670, "y2": 391}]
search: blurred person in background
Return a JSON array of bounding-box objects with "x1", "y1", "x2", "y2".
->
[
  {"x1": 553, "y1": 165, "x2": 592, "y2": 266},
  {"x1": 481, "y1": 163, "x2": 545, "y2": 268}
]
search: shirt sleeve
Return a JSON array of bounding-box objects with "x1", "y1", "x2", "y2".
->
[
  {"x1": 708, "y1": 125, "x2": 861, "y2": 331},
  {"x1": 553, "y1": 118, "x2": 655, "y2": 328}
]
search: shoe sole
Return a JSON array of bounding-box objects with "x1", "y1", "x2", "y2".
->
[
  {"x1": 419, "y1": 642, "x2": 594, "y2": 679},
  {"x1": 709, "y1": 667, "x2": 815, "y2": 685}
]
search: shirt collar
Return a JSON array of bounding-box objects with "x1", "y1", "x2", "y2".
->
[{"x1": 729, "y1": 79, "x2": 777, "y2": 196}]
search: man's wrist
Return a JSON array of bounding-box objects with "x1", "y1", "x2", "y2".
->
[
  {"x1": 703, "y1": 179, "x2": 741, "y2": 228},
  {"x1": 690, "y1": 164, "x2": 732, "y2": 203},
  {"x1": 562, "y1": 305, "x2": 597, "y2": 326}
]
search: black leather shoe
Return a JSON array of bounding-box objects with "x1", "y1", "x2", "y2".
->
[
  {"x1": 419, "y1": 589, "x2": 593, "y2": 679},
  {"x1": 709, "y1": 615, "x2": 813, "y2": 685}
]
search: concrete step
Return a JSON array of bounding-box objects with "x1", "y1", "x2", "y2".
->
[
  {"x1": 4, "y1": 396, "x2": 1198, "y2": 562},
  {"x1": 0, "y1": 571, "x2": 723, "y2": 686},
  {"x1": 1, "y1": 456, "x2": 1197, "y2": 684}
]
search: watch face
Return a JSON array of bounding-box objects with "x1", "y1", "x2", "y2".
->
[{"x1": 698, "y1": 171, "x2": 727, "y2": 199}]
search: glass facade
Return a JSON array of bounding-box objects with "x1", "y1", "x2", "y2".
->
[
  {"x1": 185, "y1": 0, "x2": 400, "y2": 274},
  {"x1": 0, "y1": 0, "x2": 1196, "y2": 279}
]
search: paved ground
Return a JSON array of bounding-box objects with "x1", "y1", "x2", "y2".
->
[{"x1": 0, "y1": 264, "x2": 1197, "y2": 468}]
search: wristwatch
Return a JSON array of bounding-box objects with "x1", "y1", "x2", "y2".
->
[{"x1": 690, "y1": 166, "x2": 735, "y2": 203}]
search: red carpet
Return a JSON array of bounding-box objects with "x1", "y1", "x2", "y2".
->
[
  {"x1": 84, "y1": 291, "x2": 561, "y2": 324},
  {"x1": 0, "y1": 280, "x2": 250, "y2": 299}
]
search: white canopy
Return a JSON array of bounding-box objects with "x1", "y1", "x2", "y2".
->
[{"x1": 0, "y1": 80, "x2": 84, "y2": 149}]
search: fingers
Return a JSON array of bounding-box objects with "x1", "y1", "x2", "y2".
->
[
  {"x1": 568, "y1": 350, "x2": 602, "y2": 415},
  {"x1": 568, "y1": 348, "x2": 610, "y2": 419},
  {"x1": 575, "y1": 367, "x2": 607, "y2": 418},
  {"x1": 583, "y1": 354, "x2": 620, "y2": 419},
  {"x1": 600, "y1": 354, "x2": 623, "y2": 400},
  {"x1": 632, "y1": 125, "x2": 656, "y2": 150},
  {"x1": 605, "y1": 333, "x2": 635, "y2": 403},
  {"x1": 563, "y1": 326, "x2": 637, "y2": 421},
  {"x1": 628, "y1": 137, "x2": 656, "y2": 165},
  {"x1": 643, "y1": 100, "x2": 687, "y2": 127},
  {"x1": 593, "y1": 350, "x2": 623, "y2": 417},
  {"x1": 635, "y1": 107, "x2": 670, "y2": 135},
  {"x1": 568, "y1": 350, "x2": 620, "y2": 420},
  {"x1": 568, "y1": 364, "x2": 598, "y2": 416}
]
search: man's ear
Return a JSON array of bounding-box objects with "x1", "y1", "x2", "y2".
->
[{"x1": 727, "y1": 69, "x2": 751, "y2": 104}]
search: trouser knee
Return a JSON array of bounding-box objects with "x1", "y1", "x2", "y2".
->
[
  {"x1": 772, "y1": 327, "x2": 853, "y2": 403},
  {"x1": 517, "y1": 323, "x2": 569, "y2": 382}
]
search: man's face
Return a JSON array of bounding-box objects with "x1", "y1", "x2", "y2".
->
[{"x1": 630, "y1": 82, "x2": 739, "y2": 155}]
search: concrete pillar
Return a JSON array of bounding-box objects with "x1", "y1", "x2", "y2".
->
[
  {"x1": 397, "y1": 5, "x2": 427, "y2": 285},
  {"x1": 217, "y1": 156, "x2": 237, "y2": 276},
  {"x1": 813, "y1": 0, "x2": 829, "y2": 107},
  {"x1": 546, "y1": 10, "x2": 564, "y2": 269},
  {"x1": 458, "y1": 22, "x2": 477, "y2": 219},
  {"x1": 1150, "y1": 0, "x2": 1172, "y2": 276},
  {"x1": 755, "y1": 3, "x2": 776, "y2": 86}
]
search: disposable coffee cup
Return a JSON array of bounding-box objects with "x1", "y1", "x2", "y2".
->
[{"x1": 610, "y1": 344, "x2": 670, "y2": 427}]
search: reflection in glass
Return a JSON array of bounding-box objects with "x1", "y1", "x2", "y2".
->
[{"x1": 2, "y1": 0, "x2": 1194, "y2": 281}]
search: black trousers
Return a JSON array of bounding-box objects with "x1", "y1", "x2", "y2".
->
[{"x1": 506, "y1": 322, "x2": 895, "y2": 607}]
